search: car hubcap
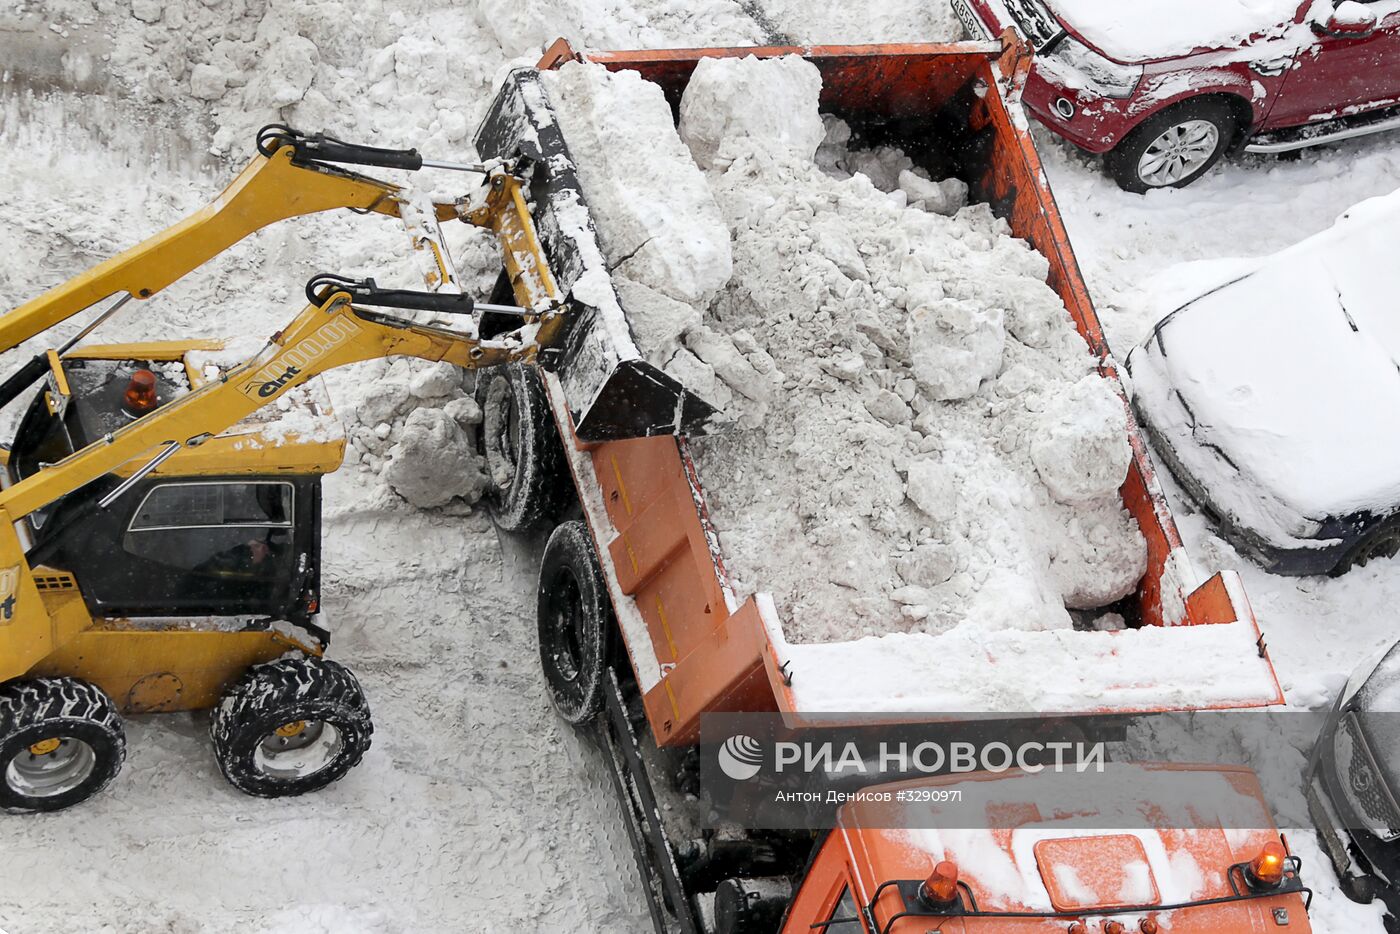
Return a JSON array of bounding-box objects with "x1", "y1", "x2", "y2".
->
[
  {"x1": 6, "y1": 736, "x2": 97, "y2": 797},
  {"x1": 1138, "y1": 120, "x2": 1220, "y2": 186},
  {"x1": 254, "y1": 720, "x2": 343, "y2": 780}
]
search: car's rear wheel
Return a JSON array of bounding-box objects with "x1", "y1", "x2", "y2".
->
[{"x1": 1106, "y1": 99, "x2": 1237, "y2": 193}]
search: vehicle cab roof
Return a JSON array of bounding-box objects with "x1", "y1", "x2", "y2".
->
[{"x1": 837, "y1": 763, "x2": 1301, "y2": 932}]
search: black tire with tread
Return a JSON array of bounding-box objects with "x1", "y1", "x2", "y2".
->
[
  {"x1": 1105, "y1": 97, "x2": 1238, "y2": 193},
  {"x1": 476, "y1": 364, "x2": 570, "y2": 533},
  {"x1": 0, "y1": 678, "x2": 125, "y2": 812},
  {"x1": 211, "y1": 656, "x2": 372, "y2": 798},
  {"x1": 1332, "y1": 517, "x2": 1400, "y2": 577},
  {"x1": 538, "y1": 520, "x2": 612, "y2": 725}
]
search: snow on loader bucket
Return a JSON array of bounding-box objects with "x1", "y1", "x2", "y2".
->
[
  {"x1": 524, "y1": 34, "x2": 1286, "y2": 747},
  {"x1": 475, "y1": 70, "x2": 725, "y2": 441}
]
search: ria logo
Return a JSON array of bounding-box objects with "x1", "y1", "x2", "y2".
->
[{"x1": 718, "y1": 734, "x2": 764, "y2": 781}]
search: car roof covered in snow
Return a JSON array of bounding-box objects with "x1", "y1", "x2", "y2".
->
[
  {"x1": 1129, "y1": 190, "x2": 1400, "y2": 542},
  {"x1": 1046, "y1": 0, "x2": 1305, "y2": 62}
]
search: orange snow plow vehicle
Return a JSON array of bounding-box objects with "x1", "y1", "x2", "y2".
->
[{"x1": 469, "y1": 33, "x2": 1305, "y2": 934}]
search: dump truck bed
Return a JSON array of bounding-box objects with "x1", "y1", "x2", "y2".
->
[{"x1": 515, "y1": 36, "x2": 1284, "y2": 746}]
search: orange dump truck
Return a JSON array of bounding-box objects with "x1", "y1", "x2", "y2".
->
[{"x1": 471, "y1": 35, "x2": 1306, "y2": 933}]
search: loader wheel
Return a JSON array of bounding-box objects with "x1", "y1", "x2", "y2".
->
[
  {"x1": 477, "y1": 363, "x2": 570, "y2": 533},
  {"x1": 538, "y1": 520, "x2": 611, "y2": 725},
  {"x1": 0, "y1": 678, "x2": 125, "y2": 812},
  {"x1": 211, "y1": 656, "x2": 372, "y2": 798}
]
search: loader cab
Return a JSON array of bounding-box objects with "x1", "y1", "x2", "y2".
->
[{"x1": 7, "y1": 346, "x2": 345, "y2": 622}]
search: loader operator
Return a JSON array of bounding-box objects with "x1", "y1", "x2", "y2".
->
[{"x1": 194, "y1": 531, "x2": 285, "y2": 580}]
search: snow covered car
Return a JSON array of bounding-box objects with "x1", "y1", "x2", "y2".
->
[
  {"x1": 1125, "y1": 191, "x2": 1400, "y2": 576},
  {"x1": 952, "y1": 0, "x2": 1400, "y2": 191},
  {"x1": 1307, "y1": 638, "x2": 1400, "y2": 911}
]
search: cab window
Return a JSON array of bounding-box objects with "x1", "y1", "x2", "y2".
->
[
  {"x1": 124, "y1": 481, "x2": 294, "y2": 580},
  {"x1": 822, "y1": 885, "x2": 865, "y2": 932}
]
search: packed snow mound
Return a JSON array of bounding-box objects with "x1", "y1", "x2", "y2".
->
[
  {"x1": 1031, "y1": 374, "x2": 1133, "y2": 504},
  {"x1": 677, "y1": 54, "x2": 825, "y2": 170},
  {"x1": 687, "y1": 133, "x2": 1144, "y2": 641},
  {"x1": 383, "y1": 407, "x2": 488, "y2": 509},
  {"x1": 542, "y1": 61, "x2": 732, "y2": 311}
]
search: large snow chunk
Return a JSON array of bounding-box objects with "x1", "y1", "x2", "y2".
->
[
  {"x1": 906, "y1": 296, "x2": 1005, "y2": 401},
  {"x1": 541, "y1": 62, "x2": 732, "y2": 313},
  {"x1": 245, "y1": 35, "x2": 319, "y2": 109},
  {"x1": 677, "y1": 54, "x2": 825, "y2": 170},
  {"x1": 1031, "y1": 375, "x2": 1132, "y2": 504},
  {"x1": 383, "y1": 408, "x2": 487, "y2": 509}
]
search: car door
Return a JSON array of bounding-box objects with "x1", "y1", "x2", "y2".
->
[{"x1": 1267, "y1": 0, "x2": 1400, "y2": 127}]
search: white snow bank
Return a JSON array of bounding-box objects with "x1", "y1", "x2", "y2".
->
[
  {"x1": 677, "y1": 54, "x2": 825, "y2": 170},
  {"x1": 541, "y1": 61, "x2": 732, "y2": 322},
  {"x1": 1047, "y1": 0, "x2": 1306, "y2": 62},
  {"x1": 783, "y1": 618, "x2": 1281, "y2": 712},
  {"x1": 1128, "y1": 188, "x2": 1400, "y2": 548}
]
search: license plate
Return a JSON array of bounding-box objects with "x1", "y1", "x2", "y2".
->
[{"x1": 952, "y1": 0, "x2": 991, "y2": 40}]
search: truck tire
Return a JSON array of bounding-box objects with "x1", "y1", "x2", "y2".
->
[
  {"x1": 476, "y1": 363, "x2": 570, "y2": 533},
  {"x1": 0, "y1": 678, "x2": 125, "y2": 812},
  {"x1": 538, "y1": 520, "x2": 612, "y2": 725},
  {"x1": 211, "y1": 656, "x2": 372, "y2": 798},
  {"x1": 1105, "y1": 98, "x2": 1237, "y2": 193}
]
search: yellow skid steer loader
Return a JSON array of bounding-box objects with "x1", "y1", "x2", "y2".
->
[{"x1": 0, "y1": 68, "x2": 704, "y2": 812}]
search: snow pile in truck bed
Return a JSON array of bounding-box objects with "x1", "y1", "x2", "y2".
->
[
  {"x1": 677, "y1": 54, "x2": 825, "y2": 171},
  {"x1": 657, "y1": 55, "x2": 1146, "y2": 642}
]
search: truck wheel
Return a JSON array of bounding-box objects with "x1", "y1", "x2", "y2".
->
[
  {"x1": 538, "y1": 520, "x2": 611, "y2": 725},
  {"x1": 0, "y1": 678, "x2": 125, "y2": 812},
  {"x1": 1105, "y1": 99, "x2": 1236, "y2": 193},
  {"x1": 476, "y1": 363, "x2": 570, "y2": 532},
  {"x1": 1333, "y1": 518, "x2": 1400, "y2": 576},
  {"x1": 211, "y1": 656, "x2": 372, "y2": 798}
]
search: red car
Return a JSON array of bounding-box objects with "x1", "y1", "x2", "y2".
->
[{"x1": 953, "y1": 0, "x2": 1400, "y2": 191}]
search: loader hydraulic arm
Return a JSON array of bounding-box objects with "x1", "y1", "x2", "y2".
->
[
  {"x1": 0, "y1": 276, "x2": 563, "y2": 525},
  {"x1": 0, "y1": 126, "x2": 478, "y2": 364}
]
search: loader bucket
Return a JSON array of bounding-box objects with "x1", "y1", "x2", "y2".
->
[{"x1": 474, "y1": 69, "x2": 726, "y2": 442}]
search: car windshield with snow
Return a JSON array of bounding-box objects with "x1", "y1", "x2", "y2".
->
[{"x1": 1126, "y1": 190, "x2": 1400, "y2": 575}]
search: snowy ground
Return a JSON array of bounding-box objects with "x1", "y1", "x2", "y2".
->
[{"x1": 0, "y1": 1, "x2": 1397, "y2": 931}]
